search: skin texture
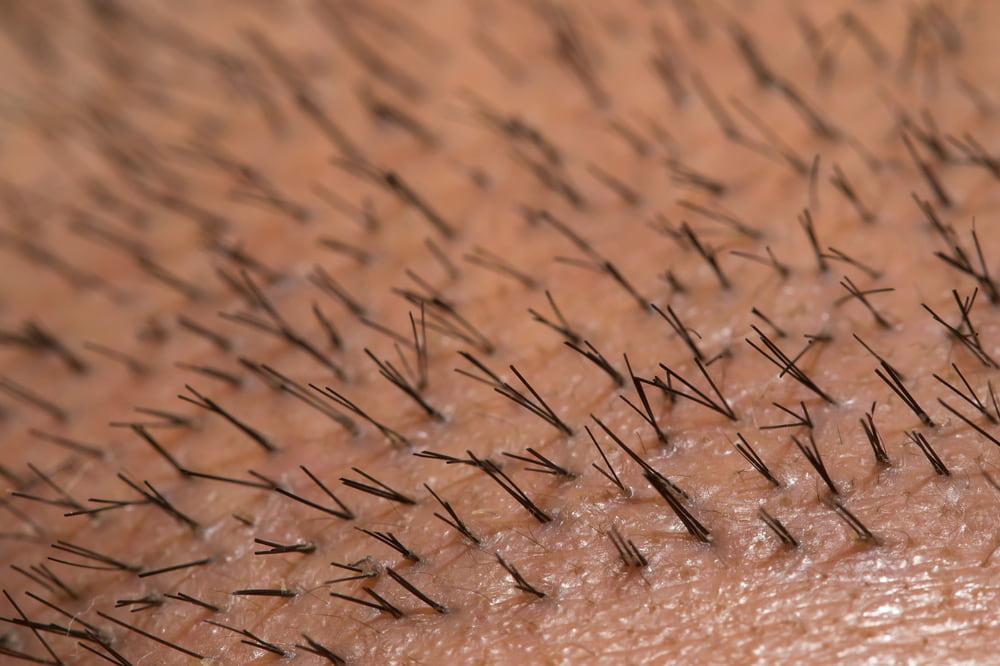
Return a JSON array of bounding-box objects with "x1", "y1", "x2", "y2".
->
[{"x1": 1, "y1": 0, "x2": 1000, "y2": 663}]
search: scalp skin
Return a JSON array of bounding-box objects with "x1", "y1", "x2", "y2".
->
[{"x1": 1, "y1": 1, "x2": 1000, "y2": 664}]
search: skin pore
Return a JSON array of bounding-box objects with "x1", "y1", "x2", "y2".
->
[{"x1": 2, "y1": 0, "x2": 1000, "y2": 663}]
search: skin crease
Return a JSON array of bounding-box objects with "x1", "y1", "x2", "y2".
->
[{"x1": 1, "y1": 0, "x2": 1000, "y2": 664}]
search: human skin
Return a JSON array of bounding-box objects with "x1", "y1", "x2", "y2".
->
[{"x1": 1, "y1": 0, "x2": 1000, "y2": 664}]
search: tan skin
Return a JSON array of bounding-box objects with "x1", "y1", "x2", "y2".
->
[{"x1": 1, "y1": 0, "x2": 1000, "y2": 663}]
